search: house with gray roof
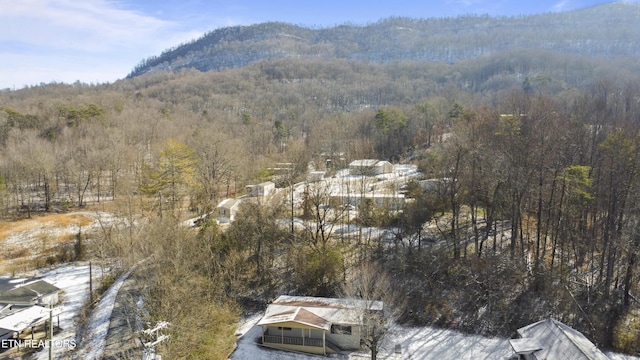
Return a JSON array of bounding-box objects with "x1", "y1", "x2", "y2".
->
[
  {"x1": 509, "y1": 318, "x2": 610, "y2": 360},
  {"x1": 0, "y1": 280, "x2": 60, "y2": 306}
]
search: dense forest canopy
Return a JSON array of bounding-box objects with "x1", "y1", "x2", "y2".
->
[
  {"x1": 128, "y1": 3, "x2": 640, "y2": 77},
  {"x1": 2, "y1": 3, "x2": 640, "y2": 358}
]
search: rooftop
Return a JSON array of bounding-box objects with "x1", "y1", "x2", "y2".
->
[
  {"x1": 258, "y1": 295, "x2": 384, "y2": 328},
  {"x1": 514, "y1": 318, "x2": 610, "y2": 360},
  {"x1": 0, "y1": 280, "x2": 61, "y2": 305}
]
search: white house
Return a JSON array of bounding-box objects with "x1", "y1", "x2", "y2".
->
[
  {"x1": 246, "y1": 181, "x2": 276, "y2": 197},
  {"x1": 257, "y1": 295, "x2": 383, "y2": 356},
  {"x1": 509, "y1": 318, "x2": 610, "y2": 360},
  {"x1": 215, "y1": 198, "x2": 241, "y2": 224}
]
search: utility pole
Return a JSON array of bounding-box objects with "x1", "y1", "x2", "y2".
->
[
  {"x1": 89, "y1": 261, "x2": 93, "y2": 303},
  {"x1": 49, "y1": 302, "x2": 53, "y2": 360}
]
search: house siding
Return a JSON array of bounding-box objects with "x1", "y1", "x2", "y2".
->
[
  {"x1": 326, "y1": 324, "x2": 361, "y2": 350},
  {"x1": 258, "y1": 296, "x2": 384, "y2": 356},
  {"x1": 261, "y1": 342, "x2": 331, "y2": 355}
]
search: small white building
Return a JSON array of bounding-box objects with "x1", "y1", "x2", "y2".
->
[
  {"x1": 246, "y1": 181, "x2": 276, "y2": 197},
  {"x1": 215, "y1": 198, "x2": 241, "y2": 223},
  {"x1": 348, "y1": 160, "x2": 393, "y2": 176}
]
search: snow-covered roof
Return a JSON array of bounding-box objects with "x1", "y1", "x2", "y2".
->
[
  {"x1": 0, "y1": 305, "x2": 51, "y2": 331},
  {"x1": 349, "y1": 159, "x2": 389, "y2": 167},
  {"x1": 515, "y1": 318, "x2": 610, "y2": 360},
  {"x1": 217, "y1": 198, "x2": 239, "y2": 209},
  {"x1": 509, "y1": 337, "x2": 544, "y2": 354},
  {"x1": 258, "y1": 295, "x2": 383, "y2": 328},
  {"x1": 257, "y1": 307, "x2": 331, "y2": 331},
  {"x1": 274, "y1": 295, "x2": 383, "y2": 311}
]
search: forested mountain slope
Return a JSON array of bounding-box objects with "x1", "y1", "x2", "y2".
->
[
  {"x1": 129, "y1": 2, "x2": 640, "y2": 77},
  {"x1": 3, "y1": 3, "x2": 640, "y2": 358}
]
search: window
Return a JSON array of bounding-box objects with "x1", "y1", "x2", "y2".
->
[
  {"x1": 330, "y1": 324, "x2": 352, "y2": 335},
  {"x1": 277, "y1": 327, "x2": 292, "y2": 331}
]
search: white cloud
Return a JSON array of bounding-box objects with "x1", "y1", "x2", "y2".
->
[
  {"x1": 551, "y1": 0, "x2": 570, "y2": 11},
  {"x1": 0, "y1": 0, "x2": 204, "y2": 88}
]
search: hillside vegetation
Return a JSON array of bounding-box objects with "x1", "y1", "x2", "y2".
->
[
  {"x1": 129, "y1": 3, "x2": 640, "y2": 77},
  {"x1": 1, "y1": 3, "x2": 640, "y2": 358}
]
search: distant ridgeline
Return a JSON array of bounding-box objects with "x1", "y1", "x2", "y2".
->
[{"x1": 128, "y1": 3, "x2": 640, "y2": 78}]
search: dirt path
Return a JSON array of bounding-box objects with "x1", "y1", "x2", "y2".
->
[{"x1": 100, "y1": 268, "x2": 145, "y2": 360}]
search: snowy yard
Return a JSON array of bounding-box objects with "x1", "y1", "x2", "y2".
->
[
  {"x1": 32, "y1": 263, "x2": 96, "y2": 360},
  {"x1": 230, "y1": 313, "x2": 640, "y2": 360},
  {"x1": 3, "y1": 262, "x2": 122, "y2": 360}
]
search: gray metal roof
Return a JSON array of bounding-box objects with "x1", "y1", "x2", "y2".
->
[
  {"x1": 258, "y1": 295, "x2": 384, "y2": 329},
  {"x1": 515, "y1": 318, "x2": 610, "y2": 360},
  {"x1": 0, "y1": 280, "x2": 60, "y2": 305}
]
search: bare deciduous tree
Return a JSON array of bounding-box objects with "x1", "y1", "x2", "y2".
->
[{"x1": 341, "y1": 262, "x2": 399, "y2": 360}]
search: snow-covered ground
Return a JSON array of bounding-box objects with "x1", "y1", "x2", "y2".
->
[
  {"x1": 230, "y1": 313, "x2": 640, "y2": 360},
  {"x1": 12, "y1": 263, "x2": 640, "y2": 360},
  {"x1": 29, "y1": 263, "x2": 97, "y2": 360},
  {"x1": 2, "y1": 212, "x2": 118, "y2": 252},
  {"x1": 73, "y1": 267, "x2": 133, "y2": 360},
  {"x1": 4, "y1": 261, "x2": 128, "y2": 360}
]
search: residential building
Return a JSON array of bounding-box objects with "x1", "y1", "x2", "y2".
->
[
  {"x1": 348, "y1": 160, "x2": 393, "y2": 176},
  {"x1": 246, "y1": 181, "x2": 276, "y2": 197},
  {"x1": 509, "y1": 318, "x2": 610, "y2": 360},
  {"x1": 215, "y1": 198, "x2": 241, "y2": 224},
  {"x1": 257, "y1": 295, "x2": 383, "y2": 355}
]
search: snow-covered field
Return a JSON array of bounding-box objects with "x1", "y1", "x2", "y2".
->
[
  {"x1": 2, "y1": 212, "x2": 117, "y2": 251},
  {"x1": 230, "y1": 313, "x2": 640, "y2": 360}
]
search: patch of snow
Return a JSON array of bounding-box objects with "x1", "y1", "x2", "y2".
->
[
  {"x1": 231, "y1": 314, "x2": 320, "y2": 360},
  {"x1": 230, "y1": 313, "x2": 640, "y2": 360},
  {"x1": 31, "y1": 263, "x2": 97, "y2": 360},
  {"x1": 73, "y1": 267, "x2": 133, "y2": 360},
  {"x1": 2, "y1": 212, "x2": 120, "y2": 258}
]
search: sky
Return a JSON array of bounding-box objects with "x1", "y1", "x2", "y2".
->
[{"x1": 0, "y1": 0, "x2": 633, "y2": 90}]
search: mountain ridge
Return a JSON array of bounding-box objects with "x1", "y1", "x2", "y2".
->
[{"x1": 128, "y1": 2, "x2": 640, "y2": 78}]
